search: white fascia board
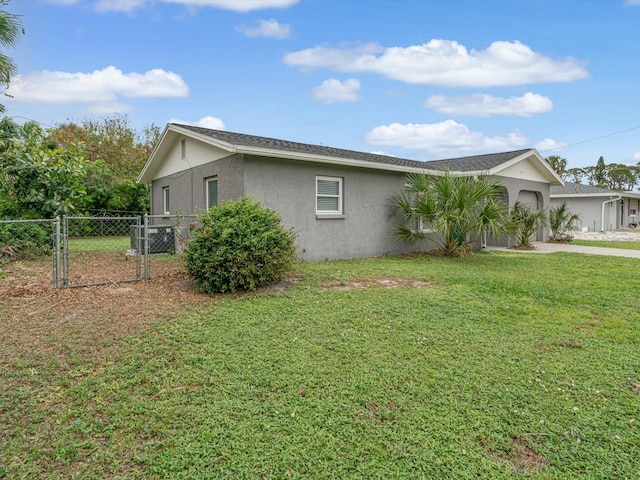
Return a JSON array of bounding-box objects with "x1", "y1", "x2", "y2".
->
[
  {"x1": 137, "y1": 123, "x2": 172, "y2": 184},
  {"x1": 550, "y1": 193, "x2": 621, "y2": 198},
  {"x1": 169, "y1": 124, "x2": 237, "y2": 152},
  {"x1": 551, "y1": 192, "x2": 640, "y2": 199},
  {"x1": 489, "y1": 149, "x2": 564, "y2": 186},
  {"x1": 236, "y1": 145, "x2": 441, "y2": 175},
  {"x1": 137, "y1": 124, "x2": 237, "y2": 184}
]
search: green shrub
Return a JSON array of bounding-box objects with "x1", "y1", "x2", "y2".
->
[
  {"x1": 184, "y1": 197, "x2": 297, "y2": 293},
  {"x1": 0, "y1": 221, "x2": 53, "y2": 259}
]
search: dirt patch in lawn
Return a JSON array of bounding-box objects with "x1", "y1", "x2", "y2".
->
[
  {"x1": 322, "y1": 277, "x2": 436, "y2": 290},
  {"x1": 0, "y1": 256, "x2": 216, "y2": 367},
  {"x1": 1, "y1": 255, "x2": 305, "y2": 368},
  {"x1": 494, "y1": 437, "x2": 550, "y2": 474}
]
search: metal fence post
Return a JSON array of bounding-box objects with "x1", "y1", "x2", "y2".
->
[
  {"x1": 62, "y1": 215, "x2": 69, "y2": 287},
  {"x1": 54, "y1": 216, "x2": 61, "y2": 288},
  {"x1": 144, "y1": 213, "x2": 150, "y2": 280},
  {"x1": 135, "y1": 215, "x2": 142, "y2": 281}
]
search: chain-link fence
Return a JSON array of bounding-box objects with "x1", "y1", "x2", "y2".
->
[
  {"x1": 1, "y1": 214, "x2": 202, "y2": 289},
  {"x1": 0, "y1": 218, "x2": 59, "y2": 287},
  {"x1": 143, "y1": 214, "x2": 200, "y2": 279}
]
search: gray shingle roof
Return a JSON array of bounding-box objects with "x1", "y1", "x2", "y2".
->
[
  {"x1": 550, "y1": 182, "x2": 618, "y2": 195},
  {"x1": 421, "y1": 149, "x2": 533, "y2": 172},
  {"x1": 174, "y1": 124, "x2": 533, "y2": 172}
]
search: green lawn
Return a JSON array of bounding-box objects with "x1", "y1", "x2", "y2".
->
[
  {"x1": 67, "y1": 235, "x2": 131, "y2": 253},
  {"x1": 570, "y1": 239, "x2": 640, "y2": 250},
  {"x1": 2, "y1": 252, "x2": 639, "y2": 479}
]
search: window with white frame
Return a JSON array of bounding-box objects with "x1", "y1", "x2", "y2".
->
[
  {"x1": 162, "y1": 186, "x2": 170, "y2": 214},
  {"x1": 316, "y1": 176, "x2": 343, "y2": 215},
  {"x1": 206, "y1": 177, "x2": 218, "y2": 210}
]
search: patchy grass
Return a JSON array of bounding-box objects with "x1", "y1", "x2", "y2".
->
[
  {"x1": 1, "y1": 252, "x2": 639, "y2": 479},
  {"x1": 570, "y1": 239, "x2": 640, "y2": 250}
]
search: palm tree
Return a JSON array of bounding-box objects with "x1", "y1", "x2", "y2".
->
[
  {"x1": 510, "y1": 201, "x2": 547, "y2": 249},
  {"x1": 549, "y1": 201, "x2": 581, "y2": 242},
  {"x1": 390, "y1": 172, "x2": 512, "y2": 258},
  {"x1": 0, "y1": 0, "x2": 24, "y2": 92}
]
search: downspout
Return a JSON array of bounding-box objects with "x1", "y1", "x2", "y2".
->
[{"x1": 601, "y1": 195, "x2": 622, "y2": 232}]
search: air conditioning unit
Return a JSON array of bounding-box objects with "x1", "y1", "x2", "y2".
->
[{"x1": 130, "y1": 225, "x2": 174, "y2": 254}]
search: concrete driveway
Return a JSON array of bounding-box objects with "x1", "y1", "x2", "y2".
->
[
  {"x1": 521, "y1": 242, "x2": 640, "y2": 258},
  {"x1": 487, "y1": 229, "x2": 640, "y2": 259}
]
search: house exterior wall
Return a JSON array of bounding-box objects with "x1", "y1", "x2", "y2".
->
[
  {"x1": 242, "y1": 155, "x2": 427, "y2": 260},
  {"x1": 150, "y1": 153, "x2": 245, "y2": 217},
  {"x1": 148, "y1": 148, "x2": 555, "y2": 259},
  {"x1": 550, "y1": 197, "x2": 621, "y2": 232}
]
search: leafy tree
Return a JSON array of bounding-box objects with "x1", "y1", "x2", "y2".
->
[
  {"x1": 389, "y1": 172, "x2": 512, "y2": 258},
  {"x1": 545, "y1": 155, "x2": 568, "y2": 179},
  {"x1": 49, "y1": 114, "x2": 160, "y2": 180},
  {"x1": 0, "y1": 0, "x2": 24, "y2": 103},
  {"x1": 605, "y1": 164, "x2": 638, "y2": 191},
  {"x1": 1, "y1": 116, "x2": 151, "y2": 217},
  {"x1": 0, "y1": 121, "x2": 88, "y2": 217},
  {"x1": 549, "y1": 201, "x2": 581, "y2": 242},
  {"x1": 510, "y1": 202, "x2": 547, "y2": 249},
  {"x1": 565, "y1": 167, "x2": 587, "y2": 185},
  {"x1": 587, "y1": 156, "x2": 608, "y2": 187}
]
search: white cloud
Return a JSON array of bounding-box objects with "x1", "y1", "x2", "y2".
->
[
  {"x1": 6, "y1": 66, "x2": 188, "y2": 104},
  {"x1": 625, "y1": 0, "x2": 640, "y2": 5},
  {"x1": 365, "y1": 120, "x2": 530, "y2": 156},
  {"x1": 535, "y1": 138, "x2": 567, "y2": 152},
  {"x1": 170, "y1": 116, "x2": 226, "y2": 130},
  {"x1": 59, "y1": 0, "x2": 300, "y2": 13},
  {"x1": 236, "y1": 18, "x2": 291, "y2": 38},
  {"x1": 311, "y1": 78, "x2": 361, "y2": 104},
  {"x1": 632, "y1": 152, "x2": 640, "y2": 161},
  {"x1": 284, "y1": 42, "x2": 384, "y2": 71},
  {"x1": 285, "y1": 39, "x2": 589, "y2": 87},
  {"x1": 424, "y1": 92, "x2": 553, "y2": 117}
]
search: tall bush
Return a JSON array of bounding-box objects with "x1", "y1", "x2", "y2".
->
[{"x1": 184, "y1": 197, "x2": 297, "y2": 293}]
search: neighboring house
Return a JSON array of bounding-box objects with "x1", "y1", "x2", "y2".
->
[
  {"x1": 550, "y1": 182, "x2": 640, "y2": 232},
  {"x1": 137, "y1": 123, "x2": 562, "y2": 260}
]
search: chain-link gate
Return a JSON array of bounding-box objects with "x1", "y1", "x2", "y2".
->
[
  {"x1": 3, "y1": 215, "x2": 200, "y2": 289},
  {"x1": 61, "y1": 216, "x2": 143, "y2": 288}
]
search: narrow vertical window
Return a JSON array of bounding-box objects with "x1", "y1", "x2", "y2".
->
[
  {"x1": 162, "y1": 186, "x2": 170, "y2": 214},
  {"x1": 181, "y1": 139, "x2": 186, "y2": 160},
  {"x1": 316, "y1": 176, "x2": 343, "y2": 215},
  {"x1": 206, "y1": 177, "x2": 218, "y2": 209}
]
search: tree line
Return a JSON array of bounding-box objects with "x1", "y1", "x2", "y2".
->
[
  {"x1": 546, "y1": 154, "x2": 640, "y2": 191},
  {"x1": 0, "y1": 114, "x2": 159, "y2": 218}
]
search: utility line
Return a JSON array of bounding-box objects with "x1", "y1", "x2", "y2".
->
[{"x1": 540, "y1": 124, "x2": 640, "y2": 152}]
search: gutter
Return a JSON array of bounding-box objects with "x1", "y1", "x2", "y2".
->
[{"x1": 601, "y1": 195, "x2": 622, "y2": 232}]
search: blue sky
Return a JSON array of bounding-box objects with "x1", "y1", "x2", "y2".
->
[{"x1": 4, "y1": 0, "x2": 640, "y2": 169}]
